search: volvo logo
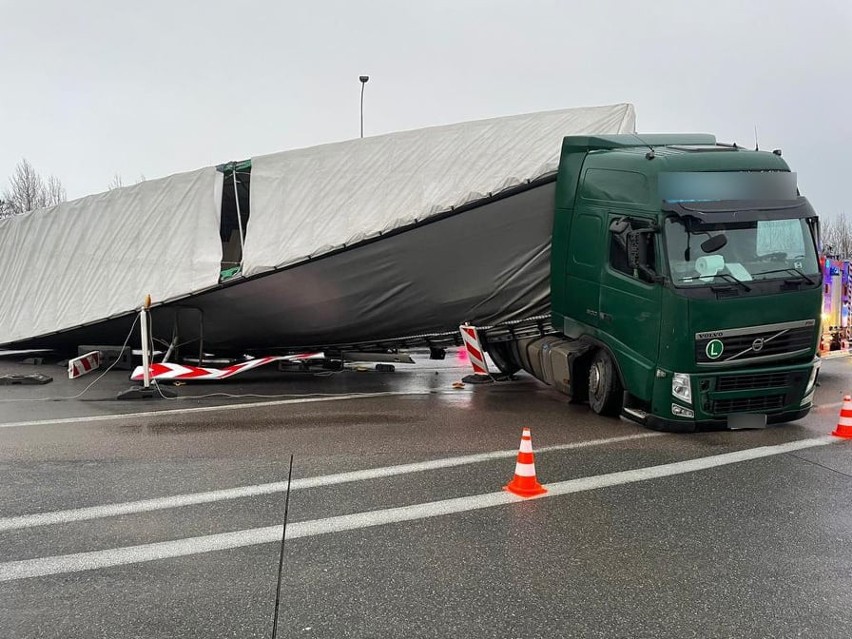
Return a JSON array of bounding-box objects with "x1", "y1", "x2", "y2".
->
[
  {"x1": 697, "y1": 331, "x2": 725, "y2": 340},
  {"x1": 752, "y1": 337, "x2": 765, "y2": 353}
]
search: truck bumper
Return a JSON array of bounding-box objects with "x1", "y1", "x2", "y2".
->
[
  {"x1": 630, "y1": 358, "x2": 819, "y2": 433},
  {"x1": 637, "y1": 406, "x2": 813, "y2": 433}
]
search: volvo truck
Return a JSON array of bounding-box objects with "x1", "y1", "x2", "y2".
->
[{"x1": 478, "y1": 134, "x2": 821, "y2": 431}]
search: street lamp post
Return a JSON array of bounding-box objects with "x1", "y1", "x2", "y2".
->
[{"x1": 359, "y1": 75, "x2": 369, "y2": 138}]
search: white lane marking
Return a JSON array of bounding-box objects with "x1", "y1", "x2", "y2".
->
[
  {"x1": 0, "y1": 436, "x2": 836, "y2": 582},
  {"x1": 0, "y1": 433, "x2": 659, "y2": 531},
  {"x1": 0, "y1": 391, "x2": 432, "y2": 430}
]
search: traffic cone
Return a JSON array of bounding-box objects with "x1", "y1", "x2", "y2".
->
[
  {"x1": 504, "y1": 427, "x2": 547, "y2": 497},
  {"x1": 832, "y1": 395, "x2": 852, "y2": 438}
]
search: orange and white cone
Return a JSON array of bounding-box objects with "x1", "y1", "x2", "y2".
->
[
  {"x1": 832, "y1": 395, "x2": 852, "y2": 438},
  {"x1": 504, "y1": 427, "x2": 547, "y2": 497}
]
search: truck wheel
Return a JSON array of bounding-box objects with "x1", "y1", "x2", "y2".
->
[
  {"x1": 588, "y1": 350, "x2": 623, "y2": 417},
  {"x1": 486, "y1": 342, "x2": 520, "y2": 376}
]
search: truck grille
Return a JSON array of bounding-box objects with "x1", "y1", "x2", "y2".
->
[
  {"x1": 716, "y1": 373, "x2": 789, "y2": 391},
  {"x1": 695, "y1": 320, "x2": 815, "y2": 366},
  {"x1": 711, "y1": 395, "x2": 785, "y2": 413}
]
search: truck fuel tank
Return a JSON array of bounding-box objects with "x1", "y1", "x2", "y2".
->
[{"x1": 507, "y1": 335, "x2": 592, "y2": 398}]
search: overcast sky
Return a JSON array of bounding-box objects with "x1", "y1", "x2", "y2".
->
[{"x1": 1, "y1": 0, "x2": 850, "y2": 215}]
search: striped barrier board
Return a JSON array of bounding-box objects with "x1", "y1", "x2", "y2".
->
[
  {"x1": 459, "y1": 324, "x2": 489, "y2": 376},
  {"x1": 68, "y1": 351, "x2": 101, "y2": 379},
  {"x1": 130, "y1": 353, "x2": 325, "y2": 382}
]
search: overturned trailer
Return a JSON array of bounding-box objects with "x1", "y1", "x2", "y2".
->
[{"x1": 0, "y1": 104, "x2": 636, "y2": 355}]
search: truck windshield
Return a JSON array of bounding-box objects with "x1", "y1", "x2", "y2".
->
[{"x1": 664, "y1": 217, "x2": 819, "y2": 287}]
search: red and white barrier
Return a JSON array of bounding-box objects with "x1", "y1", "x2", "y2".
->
[
  {"x1": 68, "y1": 351, "x2": 101, "y2": 379},
  {"x1": 459, "y1": 324, "x2": 490, "y2": 376},
  {"x1": 130, "y1": 353, "x2": 325, "y2": 382}
]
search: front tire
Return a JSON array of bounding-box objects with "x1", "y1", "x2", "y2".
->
[
  {"x1": 588, "y1": 349, "x2": 623, "y2": 417},
  {"x1": 486, "y1": 342, "x2": 520, "y2": 376}
]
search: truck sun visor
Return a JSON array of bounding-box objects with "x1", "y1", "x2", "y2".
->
[
  {"x1": 662, "y1": 197, "x2": 816, "y2": 224},
  {"x1": 659, "y1": 171, "x2": 797, "y2": 203}
]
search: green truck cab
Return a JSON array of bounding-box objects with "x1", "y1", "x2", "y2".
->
[{"x1": 492, "y1": 134, "x2": 821, "y2": 432}]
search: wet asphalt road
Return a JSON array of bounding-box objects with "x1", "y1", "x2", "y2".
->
[{"x1": 1, "y1": 351, "x2": 851, "y2": 638}]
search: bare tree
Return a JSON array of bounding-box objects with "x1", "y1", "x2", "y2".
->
[
  {"x1": 45, "y1": 174, "x2": 66, "y2": 206},
  {"x1": 108, "y1": 173, "x2": 148, "y2": 190},
  {"x1": 107, "y1": 173, "x2": 123, "y2": 191},
  {"x1": 821, "y1": 213, "x2": 852, "y2": 258},
  {"x1": 1, "y1": 158, "x2": 67, "y2": 216},
  {"x1": 3, "y1": 158, "x2": 45, "y2": 215}
]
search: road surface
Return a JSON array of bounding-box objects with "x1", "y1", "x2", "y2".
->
[{"x1": 1, "y1": 352, "x2": 850, "y2": 638}]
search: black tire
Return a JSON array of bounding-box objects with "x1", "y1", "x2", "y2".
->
[
  {"x1": 486, "y1": 342, "x2": 520, "y2": 376},
  {"x1": 588, "y1": 349, "x2": 623, "y2": 417}
]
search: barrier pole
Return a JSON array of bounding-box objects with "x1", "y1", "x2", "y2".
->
[
  {"x1": 116, "y1": 294, "x2": 177, "y2": 400},
  {"x1": 141, "y1": 295, "x2": 152, "y2": 389}
]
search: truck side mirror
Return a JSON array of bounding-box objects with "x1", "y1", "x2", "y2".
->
[
  {"x1": 611, "y1": 216, "x2": 660, "y2": 282},
  {"x1": 627, "y1": 231, "x2": 647, "y2": 269},
  {"x1": 628, "y1": 228, "x2": 662, "y2": 283},
  {"x1": 609, "y1": 218, "x2": 630, "y2": 235}
]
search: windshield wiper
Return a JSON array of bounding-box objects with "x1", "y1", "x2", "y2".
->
[
  {"x1": 715, "y1": 272, "x2": 752, "y2": 292},
  {"x1": 678, "y1": 272, "x2": 752, "y2": 291},
  {"x1": 752, "y1": 268, "x2": 817, "y2": 285},
  {"x1": 708, "y1": 272, "x2": 752, "y2": 292}
]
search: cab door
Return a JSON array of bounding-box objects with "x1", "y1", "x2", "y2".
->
[
  {"x1": 562, "y1": 211, "x2": 604, "y2": 337},
  {"x1": 598, "y1": 214, "x2": 662, "y2": 400}
]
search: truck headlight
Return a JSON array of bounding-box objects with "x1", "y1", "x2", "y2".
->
[
  {"x1": 805, "y1": 362, "x2": 820, "y2": 394},
  {"x1": 672, "y1": 373, "x2": 692, "y2": 404}
]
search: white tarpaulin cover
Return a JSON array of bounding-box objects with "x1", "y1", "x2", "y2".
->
[
  {"x1": 0, "y1": 104, "x2": 636, "y2": 348},
  {"x1": 244, "y1": 103, "x2": 636, "y2": 276},
  {"x1": 0, "y1": 168, "x2": 222, "y2": 345}
]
